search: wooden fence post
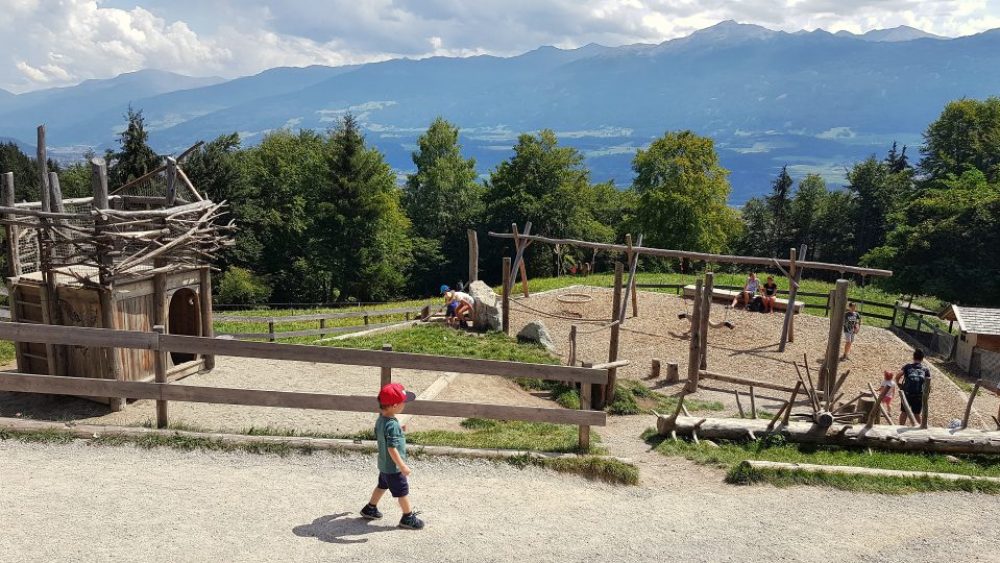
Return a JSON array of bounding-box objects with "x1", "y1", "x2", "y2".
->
[
  {"x1": 650, "y1": 358, "x2": 661, "y2": 379},
  {"x1": 91, "y1": 157, "x2": 124, "y2": 412},
  {"x1": 568, "y1": 325, "x2": 577, "y2": 367},
  {"x1": 665, "y1": 362, "x2": 679, "y2": 383},
  {"x1": 467, "y1": 229, "x2": 478, "y2": 282},
  {"x1": 153, "y1": 325, "x2": 168, "y2": 428},
  {"x1": 778, "y1": 245, "x2": 807, "y2": 352},
  {"x1": 602, "y1": 262, "x2": 623, "y2": 407},
  {"x1": 199, "y1": 267, "x2": 215, "y2": 370},
  {"x1": 2, "y1": 172, "x2": 21, "y2": 277},
  {"x1": 685, "y1": 279, "x2": 704, "y2": 393},
  {"x1": 920, "y1": 377, "x2": 931, "y2": 429},
  {"x1": 820, "y1": 280, "x2": 849, "y2": 400},
  {"x1": 381, "y1": 344, "x2": 392, "y2": 387},
  {"x1": 319, "y1": 318, "x2": 326, "y2": 338},
  {"x1": 502, "y1": 257, "x2": 511, "y2": 335},
  {"x1": 579, "y1": 361, "x2": 593, "y2": 451},
  {"x1": 699, "y1": 271, "x2": 714, "y2": 371},
  {"x1": 267, "y1": 320, "x2": 275, "y2": 342}
]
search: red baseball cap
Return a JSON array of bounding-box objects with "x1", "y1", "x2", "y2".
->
[{"x1": 378, "y1": 382, "x2": 416, "y2": 406}]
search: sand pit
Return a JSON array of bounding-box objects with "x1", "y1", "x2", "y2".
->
[{"x1": 508, "y1": 285, "x2": 986, "y2": 428}]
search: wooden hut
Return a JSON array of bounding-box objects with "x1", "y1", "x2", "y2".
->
[
  {"x1": 1, "y1": 126, "x2": 232, "y2": 410},
  {"x1": 941, "y1": 305, "x2": 1000, "y2": 383}
]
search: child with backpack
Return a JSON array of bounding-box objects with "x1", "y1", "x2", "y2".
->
[{"x1": 895, "y1": 349, "x2": 931, "y2": 426}]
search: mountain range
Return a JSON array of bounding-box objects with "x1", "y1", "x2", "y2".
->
[{"x1": 2, "y1": 21, "x2": 999, "y2": 202}]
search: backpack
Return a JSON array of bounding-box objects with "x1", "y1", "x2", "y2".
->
[
  {"x1": 901, "y1": 363, "x2": 928, "y2": 395},
  {"x1": 748, "y1": 295, "x2": 764, "y2": 313}
]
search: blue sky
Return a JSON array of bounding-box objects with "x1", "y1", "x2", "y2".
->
[{"x1": 2, "y1": 0, "x2": 1000, "y2": 92}]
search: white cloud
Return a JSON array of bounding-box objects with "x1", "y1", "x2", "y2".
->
[
  {"x1": 2, "y1": 0, "x2": 1000, "y2": 92},
  {"x1": 817, "y1": 126, "x2": 857, "y2": 140}
]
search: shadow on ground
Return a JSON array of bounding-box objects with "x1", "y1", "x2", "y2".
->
[{"x1": 293, "y1": 512, "x2": 398, "y2": 544}]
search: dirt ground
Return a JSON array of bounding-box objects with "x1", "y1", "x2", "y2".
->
[
  {"x1": 3, "y1": 440, "x2": 1000, "y2": 563},
  {"x1": 509, "y1": 286, "x2": 994, "y2": 428}
]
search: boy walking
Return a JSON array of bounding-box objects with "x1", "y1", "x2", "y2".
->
[
  {"x1": 361, "y1": 383, "x2": 425, "y2": 530},
  {"x1": 841, "y1": 303, "x2": 862, "y2": 360},
  {"x1": 896, "y1": 349, "x2": 931, "y2": 426}
]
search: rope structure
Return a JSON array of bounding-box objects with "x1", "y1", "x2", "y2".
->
[
  {"x1": 555, "y1": 292, "x2": 594, "y2": 304},
  {"x1": 575, "y1": 320, "x2": 619, "y2": 336},
  {"x1": 619, "y1": 325, "x2": 688, "y2": 342},
  {"x1": 508, "y1": 298, "x2": 613, "y2": 323}
]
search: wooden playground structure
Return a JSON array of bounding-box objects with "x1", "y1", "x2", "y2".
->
[{"x1": 489, "y1": 225, "x2": 1000, "y2": 455}]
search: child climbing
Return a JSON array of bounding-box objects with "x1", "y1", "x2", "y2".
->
[
  {"x1": 880, "y1": 370, "x2": 897, "y2": 419},
  {"x1": 441, "y1": 285, "x2": 475, "y2": 328}
]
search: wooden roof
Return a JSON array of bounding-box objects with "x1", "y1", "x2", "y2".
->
[{"x1": 941, "y1": 305, "x2": 1000, "y2": 336}]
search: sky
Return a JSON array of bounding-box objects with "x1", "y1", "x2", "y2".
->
[{"x1": 2, "y1": 0, "x2": 1000, "y2": 93}]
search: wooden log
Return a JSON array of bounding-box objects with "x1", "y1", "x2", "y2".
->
[
  {"x1": 91, "y1": 158, "x2": 124, "y2": 411},
  {"x1": 37, "y1": 125, "x2": 50, "y2": 212},
  {"x1": 921, "y1": 377, "x2": 931, "y2": 430},
  {"x1": 698, "y1": 271, "x2": 714, "y2": 371},
  {"x1": 659, "y1": 415, "x2": 1000, "y2": 454},
  {"x1": 509, "y1": 222, "x2": 532, "y2": 298},
  {"x1": 165, "y1": 157, "x2": 178, "y2": 207},
  {"x1": 698, "y1": 370, "x2": 798, "y2": 394},
  {"x1": 866, "y1": 382, "x2": 891, "y2": 427},
  {"x1": 381, "y1": 344, "x2": 392, "y2": 387},
  {"x1": 2, "y1": 172, "x2": 21, "y2": 277},
  {"x1": 766, "y1": 401, "x2": 790, "y2": 432},
  {"x1": 603, "y1": 261, "x2": 623, "y2": 407},
  {"x1": 568, "y1": 325, "x2": 577, "y2": 367},
  {"x1": 962, "y1": 380, "x2": 982, "y2": 430},
  {"x1": 740, "y1": 460, "x2": 1000, "y2": 484},
  {"x1": 781, "y1": 246, "x2": 805, "y2": 352},
  {"x1": 821, "y1": 279, "x2": 849, "y2": 401},
  {"x1": 502, "y1": 257, "x2": 511, "y2": 334},
  {"x1": 649, "y1": 358, "x2": 660, "y2": 379},
  {"x1": 749, "y1": 385, "x2": 757, "y2": 419},
  {"x1": 97, "y1": 199, "x2": 214, "y2": 219},
  {"x1": 665, "y1": 362, "x2": 679, "y2": 383},
  {"x1": 487, "y1": 233, "x2": 891, "y2": 277},
  {"x1": 0, "y1": 372, "x2": 607, "y2": 426},
  {"x1": 467, "y1": 229, "x2": 478, "y2": 282},
  {"x1": 199, "y1": 267, "x2": 215, "y2": 370},
  {"x1": 153, "y1": 326, "x2": 168, "y2": 428},
  {"x1": 621, "y1": 234, "x2": 641, "y2": 320},
  {"x1": 782, "y1": 382, "x2": 802, "y2": 427},
  {"x1": 684, "y1": 279, "x2": 704, "y2": 393},
  {"x1": 735, "y1": 390, "x2": 745, "y2": 418}
]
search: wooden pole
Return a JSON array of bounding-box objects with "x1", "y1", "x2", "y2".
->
[
  {"x1": 501, "y1": 257, "x2": 511, "y2": 335},
  {"x1": 649, "y1": 358, "x2": 660, "y2": 379},
  {"x1": 735, "y1": 390, "x2": 745, "y2": 418},
  {"x1": 199, "y1": 267, "x2": 215, "y2": 370},
  {"x1": 618, "y1": 234, "x2": 642, "y2": 322},
  {"x1": 509, "y1": 222, "x2": 532, "y2": 298},
  {"x1": 568, "y1": 325, "x2": 577, "y2": 367},
  {"x1": 154, "y1": 325, "x2": 168, "y2": 428},
  {"x1": 749, "y1": 385, "x2": 757, "y2": 419},
  {"x1": 467, "y1": 229, "x2": 478, "y2": 282},
  {"x1": 684, "y1": 279, "x2": 704, "y2": 393},
  {"x1": 603, "y1": 262, "x2": 623, "y2": 407},
  {"x1": 37, "y1": 125, "x2": 50, "y2": 212},
  {"x1": 961, "y1": 380, "x2": 982, "y2": 430},
  {"x1": 778, "y1": 245, "x2": 807, "y2": 352},
  {"x1": 91, "y1": 158, "x2": 124, "y2": 412},
  {"x1": 920, "y1": 377, "x2": 931, "y2": 429},
  {"x1": 699, "y1": 271, "x2": 714, "y2": 371},
  {"x1": 820, "y1": 279, "x2": 849, "y2": 402},
  {"x1": 2, "y1": 172, "x2": 21, "y2": 277},
  {"x1": 665, "y1": 362, "x2": 679, "y2": 383},
  {"x1": 381, "y1": 344, "x2": 392, "y2": 387},
  {"x1": 579, "y1": 361, "x2": 593, "y2": 451},
  {"x1": 165, "y1": 157, "x2": 178, "y2": 207}
]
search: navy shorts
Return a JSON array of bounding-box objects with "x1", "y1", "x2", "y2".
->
[
  {"x1": 905, "y1": 393, "x2": 923, "y2": 415},
  {"x1": 377, "y1": 472, "x2": 409, "y2": 498},
  {"x1": 446, "y1": 302, "x2": 458, "y2": 318}
]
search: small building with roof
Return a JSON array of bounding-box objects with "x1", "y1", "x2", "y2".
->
[{"x1": 941, "y1": 305, "x2": 1000, "y2": 382}]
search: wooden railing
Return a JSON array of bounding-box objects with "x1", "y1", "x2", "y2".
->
[
  {"x1": 214, "y1": 306, "x2": 426, "y2": 341},
  {"x1": 0, "y1": 321, "x2": 606, "y2": 449}
]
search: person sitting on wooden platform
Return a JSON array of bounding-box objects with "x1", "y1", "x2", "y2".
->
[
  {"x1": 731, "y1": 272, "x2": 760, "y2": 310},
  {"x1": 761, "y1": 276, "x2": 778, "y2": 313}
]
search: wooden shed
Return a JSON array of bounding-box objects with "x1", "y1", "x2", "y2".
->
[
  {"x1": 941, "y1": 305, "x2": 1000, "y2": 383},
  {"x1": 1, "y1": 126, "x2": 232, "y2": 410}
]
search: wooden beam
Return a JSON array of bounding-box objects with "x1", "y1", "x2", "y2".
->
[
  {"x1": 618, "y1": 234, "x2": 642, "y2": 322},
  {"x1": 698, "y1": 370, "x2": 798, "y2": 394},
  {"x1": 467, "y1": 229, "x2": 478, "y2": 282},
  {"x1": 603, "y1": 261, "x2": 623, "y2": 407},
  {"x1": 509, "y1": 222, "x2": 532, "y2": 298},
  {"x1": 199, "y1": 267, "x2": 215, "y2": 370},
  {"x1": 698, "y1": 271, "x2": 714, "y2": 371},
  {"x1": 741, "y1": 460, "x2": 1000, "y2": 483},
  {"x1": 0, "y1": 372, "x2": 607, "y2": 426},
  {"x1": 684, "y1": 279, "x2": 703, "y2": 392},
  {"x1": 821, "y1": 280, "x2": 849, "y2": 401},
  {"x1": 488, "y1": 232, "x2": 891, "y2": 277}
]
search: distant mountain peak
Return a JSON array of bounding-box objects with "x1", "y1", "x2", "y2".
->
[
  {"x1": 836, "y1": 25, "x2": 945, "y2": 42},
  {"x1": 690, "y1": 20, "x2": 779, "y2": 41}
]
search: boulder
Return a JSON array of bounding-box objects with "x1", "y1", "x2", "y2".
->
[
  {"x1": 517, "y1": 320, "x2": 556, "y2": 352},
  {"x1": 468, "y1": 280, "x2": 502, "y2": 331}
]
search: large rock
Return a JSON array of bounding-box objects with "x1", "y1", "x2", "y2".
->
[
  {"x1": 468, "y1": 280, "x2": 502, "y2": 331},
  {"x1": 517, "y1": 320, "x2": 556, "y2": 352}
]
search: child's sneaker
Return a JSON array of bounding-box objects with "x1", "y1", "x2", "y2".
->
[
  {"x1": 360, "y1": 504, "x2": 383, "y2": 520},
  {"x1": 399, "y1": 511, "x2": 425, "y2": 530}
]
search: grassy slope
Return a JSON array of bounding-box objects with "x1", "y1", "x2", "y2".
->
[{"x1": 645, "y1": 430, "x2": 1000, "y2": 494}]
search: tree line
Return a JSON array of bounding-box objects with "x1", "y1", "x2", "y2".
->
[{"x1": 1, "y1": 98, "x2": 997, "y2": 306}]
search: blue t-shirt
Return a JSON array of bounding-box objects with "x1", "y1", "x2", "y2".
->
[{"x1": 375, "y1": 415, "x2": 407, "y2": 474}]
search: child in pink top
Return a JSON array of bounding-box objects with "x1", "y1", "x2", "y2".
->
[{"x1": 880, "y1": 370, "x2": 897, "y2": 418}]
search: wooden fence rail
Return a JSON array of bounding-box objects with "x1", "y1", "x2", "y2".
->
[
  {"x1": 0, "y1": 321, "x2": 607, "y2": 447},
  {"x1": 214, "y1": 306, "x2": 426, "y2": 341}
]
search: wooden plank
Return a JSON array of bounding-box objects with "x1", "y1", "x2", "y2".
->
[
  {"x1": 488, "y1": 232, "x2": 893, "y2": 277},
  {"x1": 682, "y1": 285, "x2": 804, "y2": 313},
  {"x1": 0, "y1": 372, "x2": 606, "y2": 426},
  {"x1": 219, "y1": 322, "x2": 399, "y2": 340},
  {"x1": 0, "y1": 322, "x2": 158, "y2": 350},
  {"x1": 159, "y1": 335, "x2": 607, "y2": 383},
  {"x1": 213, "y1": 307, "x2": 423, "y2": 324}
]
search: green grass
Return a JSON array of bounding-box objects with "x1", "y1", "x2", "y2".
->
[
  {"x1": 324, "y1": 324, "x2": 561, "y2": 364},
  {"x1": 518, "y1": 378, "x2": 724, "y2": 416},
  {"x1": 508, "y1": 454, "x2": 639, "y2": 485},
  {"x1": 644, "y1": 429, "x2": 1000, "y2": 494},
  {"x1": 0, "y1": 340, "x2": 15, "y2": 365},
  {"x1": 407, "y1": 418, "x2": 601, "y2": 454}
]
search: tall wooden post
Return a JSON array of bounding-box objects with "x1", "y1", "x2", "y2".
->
[
  {"x1": 510, "y1": 222, "x2": 532, "y2": 298},
  {"x1": 820, "y1": 279, "x2": 849, "y2": 403},
  {"x1": 199, "y1": 267, "x2": 215, "y2": 370},
  {"x1": 602, "y1": 262, "x2": 623, "y2": 408},
  {"x1": 153, "y1": 325, "x2": 168, "y2": 428},
  {"x1": 467, "y1": 229, "x2": 478, "y2": 282},
  {"x1": 778, "y1": 245, "x2": 807, "y2": 352},
  {"x1": 685, "y1": 279, "x2": 704, "y2": 392},
  {"x1": 381, "y1": 344, "x2": 393, "y2": 387},
  {"x1": 579, "y1": 361, "x2": 593, "y2": 451},
  {"x1": 92, "y1": 158, "x2": 124, "y2": 411},
  {"x1": 568, "y1": 325, "x2": 577, "y2": 367},
  {"x1": 44, "y1": 171, "x2": 68, "y2": 376},
  {"x1": 501, "y1": 257, "x2": 511, "y2": 335},
  {"x1": 619, "y1": 234, "x2": 642, "y2": 322},
  {"x1": 699, "y1": 272, "x2": 714, "y2": 371},
  {"x1": 37, "y1": 125, "x2": 50, "y2": 212},
  {"x1": 165, "y1": 157, "x2": 178, "y2": 207},
  {"x1": 2, "y1": 172, "x2": 20, "y2": 277}
]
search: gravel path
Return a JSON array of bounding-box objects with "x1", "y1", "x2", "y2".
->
[
  {"x1": 3, "y1": 440, "x2": 999, "y2": 563},
  {"x1": 510, "y1": 287, "x2": 986, "y2": 427}
]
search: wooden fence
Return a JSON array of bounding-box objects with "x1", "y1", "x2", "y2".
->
[
  {"x1": 635, "y1": 283, "x2": 897, "y2": 321},
  {"x1": 214, "y1": 306, "x2": 426, "y2": 341},
  {"x1": 0, "y1": 321, "x2": 606, "y2": 449}
]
